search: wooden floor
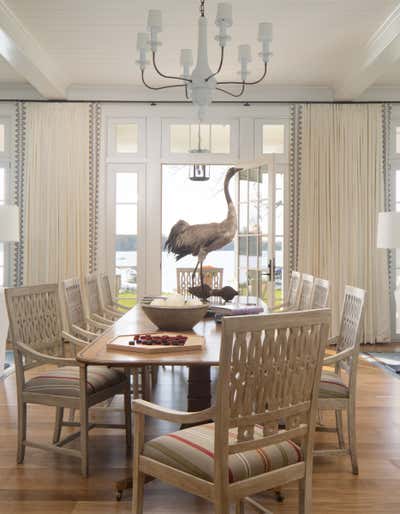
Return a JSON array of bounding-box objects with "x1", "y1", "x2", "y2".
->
[{"x1": 1, "y1": 352, "x2": 400, "y2": 514}]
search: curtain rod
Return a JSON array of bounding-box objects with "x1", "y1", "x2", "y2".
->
[{"x1": 0, "y1": 99, "x2": 397, "y2": 105}]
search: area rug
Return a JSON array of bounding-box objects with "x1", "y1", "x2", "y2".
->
[{"x1": 364, "y1": 352, "x2": 400, "y2": 375}]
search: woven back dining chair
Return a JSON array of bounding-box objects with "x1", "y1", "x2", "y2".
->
[
  {"x1": 315, "y1": 285, "x2": 366, "y2": 474},
  {"x1": 176, "y1": 267, "x2": 224, "y2": 299},
  {"x1": 132, "y1": 308, "x2": 330, "y2": 514},
  {"x1": 62, "y1": 277, "x2": 108, "y2": 340},
  {"x1": 273, "y1": 270, "x2": 302, "y2": 311},
  {"x1": 99, "y1": 273, "x2": 129, "y2": 318},
  {"x1": 5, "y1": 283, "x2": 131, "y2": 477},
  {"x1": 298, "y1": 274, "x2": 314, "y2": 310},
  {"x1": 310, "y1": 277, "x2": 330, "y2": 309},
  {"x1": 85, "y1": 273, "x2": 117, "y2": 325}
]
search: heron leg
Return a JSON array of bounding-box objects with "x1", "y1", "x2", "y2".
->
[
  {"x1": 192, "y1": 260, "x2": 200, "y2": 286},
  {"x1": 200, "y1": 260, "x2": 205, "y2": 299}
]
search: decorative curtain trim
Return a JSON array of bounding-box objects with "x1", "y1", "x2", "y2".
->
[
  {"x1": 89, "y1": 102, "x2": 101, "y2": 273},
  {"x1": 288, "y1": 104, "x2": 302, "y2": 275},
  {"x1": 13, "y1": 101, "x2": 26, "y2": 287},
  {"x1": 382, "y1": 103, "x2": 395, "y2": 338}
]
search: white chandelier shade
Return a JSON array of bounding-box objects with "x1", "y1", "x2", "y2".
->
[{"x1": 136, "y1": 0, "x2": 273, "y2": 120}]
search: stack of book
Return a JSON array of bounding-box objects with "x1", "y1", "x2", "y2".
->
[{"x1": 209, "y1": 300, "x2": 264, "y2": 322}]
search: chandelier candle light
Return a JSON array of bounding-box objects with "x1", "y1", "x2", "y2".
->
[{"x1": 136, "y1": 0, "x2": 273, "y2": 120}]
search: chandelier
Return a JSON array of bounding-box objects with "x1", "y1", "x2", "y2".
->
[{"x1": 136, "y1": 0, "x2": 273, "y2": 120}]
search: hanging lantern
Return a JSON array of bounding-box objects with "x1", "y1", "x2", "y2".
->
[{"x1": 190, "y1": 163, "x2": 210, "y2": 181}]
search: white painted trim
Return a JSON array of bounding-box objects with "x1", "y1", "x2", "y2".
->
[
  {"x1": 335, "y1": 5, "x2": 400, "y2": 99},
  {"x1": 0, "y1": 1, "x2": 67, "y2": 98},
  {"x1": 67, "y1": 84, "x2": 335, "y2": 102}
]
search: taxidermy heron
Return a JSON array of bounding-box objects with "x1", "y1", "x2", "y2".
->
[{"x1": 164, "y1": 167, "x2": 241, "y2": 295}]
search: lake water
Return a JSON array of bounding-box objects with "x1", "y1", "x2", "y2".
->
[{"x1": 116, "y1": 250, "x2": 236, "y2": 293}]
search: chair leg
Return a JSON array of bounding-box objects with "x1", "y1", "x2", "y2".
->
[
  {"x1": 53, "y1": 407, "x2": 64, "y2": 444},
  {"x1": 132, "y1": 370, "x2": 140, "y2": 399},
  {"x1": 132, "y1": 412, "x2": 145, "y2": 514},
  {"x1": 124, "y1": 380, "x2": 132, "y2": 453},
  {"x1": 79, "y1": 365, "x2": 89, "y2": 477},
  {"x1": 17, "y1": 401, "x2": 27, "y2": 464},
  {"x1": 151, "y1": 365, "x2": 159, "y2": 387},
  {"x1": 348, "y1": 401, "x2": 359, "y2": 475},
  {"x1": 142, "y1": 367, "x2": 151, "y2": 401},
  {"x1": 68, "y1": 408, "x2": 76, "y2": 422},
  {"x1": 335, "y1": 409, "x2": 345, "y2": 449},
  {"x1": 235, "y1": 501, "x2": 244, "y2": 514}
]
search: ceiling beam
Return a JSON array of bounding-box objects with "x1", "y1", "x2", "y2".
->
[
  {"x1": 335, "y1": 4, "x2": 400, "y2": 100},
  {"x1": 0, "y1": 0, "x2": 67, "y2": 99}
]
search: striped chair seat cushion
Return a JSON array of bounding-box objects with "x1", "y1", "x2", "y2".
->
[
  {"x1": 143, "y1": 423, "x2": 303, "y2": 483},
  {"x1": 319, "y1": 370, "x2": 349, "y2": 399},
  {"x1": 24, "y1": 366, "x2": 126, "y2": 397}
]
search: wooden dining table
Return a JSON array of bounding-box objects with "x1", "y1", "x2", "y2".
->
[
  {"x1": 77, "y1": 304, "x2": 225, "y2": 413},
  {"x1": 76, "y1": 299, "x2": 269, "y2": 499}
]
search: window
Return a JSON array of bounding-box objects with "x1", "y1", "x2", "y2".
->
[
  {"x1": 0, "y1": 167, "x2": 5, "y2": 286},
  {"x1": 0, "y1": 124, "x2": 4, "y2": 153},
  {"x1": 107, "y1": 117, "x2": 146, "y2": 160},
  {"x1": 169, "y1": 124, "x2": 230, "y2": 154},
  {"x1": 262, "y1": 124, "x2": 285, "y2": 154},
  {"x1": 115, "y1": 172, "x2": 138, "y2": 307},
  {"x1": 116, "y1": 124, "x2": 138, "y2": 153}
]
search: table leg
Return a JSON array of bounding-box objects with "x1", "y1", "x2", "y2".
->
[{"x1": 187, "y1": 364, "x2": 212, "y2": 412}]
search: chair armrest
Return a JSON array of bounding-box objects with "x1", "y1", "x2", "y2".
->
[
  {"x1": 133, "y1": 399, "x2": 215, "y2": 424},
  {"x1": 112, "y1": 300, "x2": 130, "y2": 312},
  {"x1": 327, "y1": 335, "x2": 340, "y2": 346},
  {"x1": 72, "y1": 324, "x2": 98, "y2": 340},
  {"x1": 62, "y1": 330, "x2": 88, "y2": 349},
  {"x1": 86, "y1": 317, "x2": 110, "y2": 330},
  {"x1": 324, "y1": 347, "x2": 354, "y2": 366},
  {"x1": 103, "y1": 306, "x2": 121, "y2": 319},
  {"x1": 91, "y1": 313, "x2": 113, "y2": 326},
  {"x1": 13, "y1": 340, "x2": 76, "y2": 366}
]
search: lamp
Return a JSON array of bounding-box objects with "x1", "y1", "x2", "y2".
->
[
  {"x1": 377, "y1": 212, "x2": 400, "y2": 248},
  {"x1": 0, "y1": 205, "x2": 19, "y2": 378}
]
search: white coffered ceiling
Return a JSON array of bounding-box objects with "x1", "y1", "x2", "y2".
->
[{"x1": 1, "y1": 0, "x2": 400, "y2": 101}]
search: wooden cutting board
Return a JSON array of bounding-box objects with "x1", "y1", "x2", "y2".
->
[{"x1": 106, "y1": 332, "x2": 205, "y2": 354}]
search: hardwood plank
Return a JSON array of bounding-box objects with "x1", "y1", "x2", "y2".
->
[{"x1": 1, "y1": 354, "x2": 400, "y2": 513}]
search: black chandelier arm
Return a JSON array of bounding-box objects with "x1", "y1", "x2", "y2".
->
[
  {"x1": 152, "y1": 52, "x2": 192, "y2": 83},
  {"x1": 217, "y1": 62, "x2": 267, "y2": 86},
  {"x1": 205, "y1": 46, "x2": 225, "y2": 82},
  {"x1": 216, "y1": 82, "x2": 246, "y2": 97},
  {"x1": 141, "y1": 70, "x2": 187, "y2": 91}
]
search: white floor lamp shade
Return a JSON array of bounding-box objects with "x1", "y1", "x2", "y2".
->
[
  {"x1": 0, "y1": 205, "x2": 19, "y2": 378},
  {"x1": 377, "y1": 212, "x2": 400, "y2": 248},
  {"x1": 0, "y1": 205, "x2": 19, "y2": 242}
]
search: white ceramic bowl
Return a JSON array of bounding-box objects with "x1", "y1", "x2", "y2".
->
[{"x1": 141, "y1": 303, "x2": 209, "y2": 331}]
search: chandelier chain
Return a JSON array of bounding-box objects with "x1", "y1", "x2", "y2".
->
[{"x1": 200, "y1": 0, "x2": 205, "y2": 17}]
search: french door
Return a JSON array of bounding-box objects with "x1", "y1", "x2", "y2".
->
[{"x1": 236, "y1": 155, "x2": 285, "y2": 308}]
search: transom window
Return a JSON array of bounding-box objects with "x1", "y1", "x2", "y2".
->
[
  {"x1": 169, "y1": 123, "x2": 230, "y2": 154},
  {"x1": 116, "y1": 124, "x2": 138, "y2": 153},
  {"x1": 262, "y1": 124, "x2": 285, "y2": 154}
]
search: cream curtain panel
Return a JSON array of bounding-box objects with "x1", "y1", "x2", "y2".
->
[
  {"x1": 299, "y1": 104, "x2": 390, "y2": 342},
  {"x1": 24, "y1": 103, "x2": 90, "y2": 284}
]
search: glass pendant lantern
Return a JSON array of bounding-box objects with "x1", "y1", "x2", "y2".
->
[
  {"x1": 189, "y1": 121, "x2": 210, "y2": 181},
  {"x1": 190, "y1": 163, "x2": 210, "y2": 181}
]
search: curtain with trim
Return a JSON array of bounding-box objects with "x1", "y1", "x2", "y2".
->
[{"x1": 299, "y1": 103, "x2": 390, "y2": 342}]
